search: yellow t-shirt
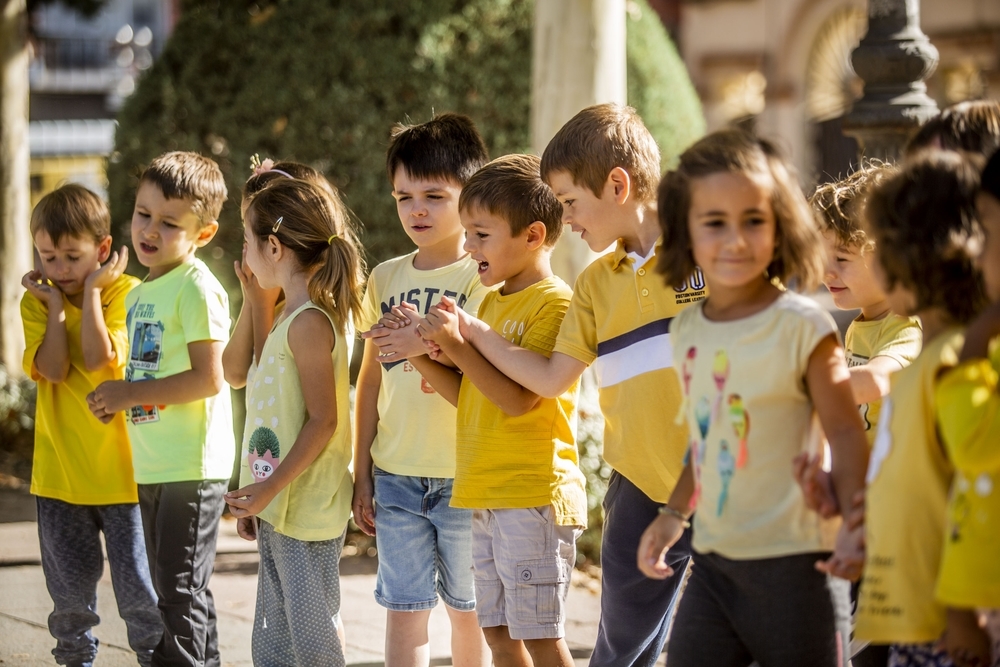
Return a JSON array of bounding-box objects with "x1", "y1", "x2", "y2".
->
[
  {"x1": 21, "y1": 274, "x2": 141, "y2": 505},
  {"x1": 124, "y1": 259, "x2": 235, "y2": 484},
  {"x1": 553, "y1": 239, "x2": 706, "y2": 503},
  {"x1": 358, "y1": 251, "x2": 489, "y2": 477},
  {"x1": 671, "y1": 290, "x2": 838, "y2": 559},
  {"x1": 844, "y1": 313, "x2": 922, "y2": 446},
  {"x1": 935, "y1": 340, "x2": 1000, "y2": 609},
  {"x1": 453, "y1": 276, "x2": 587, "y2": 527},
  {"x1": 856, "y1": 327, "x2": 963, "y2": 644},
  {"x1": 238, "y1": 302, "x2": 354, "y2": 541}
]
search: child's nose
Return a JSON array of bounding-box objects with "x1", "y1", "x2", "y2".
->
[{"x1": 463, "y1": 237, "x2": 475, "y2": 253}]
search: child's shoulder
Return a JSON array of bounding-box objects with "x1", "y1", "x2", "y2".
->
[
  {"x1": 369, "y1": 250, "x2": 418, "y2": 280},
  {"x1": 772, "y1": 290, "x2": 837, "y2": 334},
  {"x1": 176, "y1": 258, "x2": 228, "y2": 296}
]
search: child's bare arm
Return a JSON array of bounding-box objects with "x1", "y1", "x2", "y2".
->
[
  {"x1": 808, "y1": 334, "x2": 869, "y2": 580},
  {"x1": 227, "y1": 310, "x2": 339, "y2": 517},
  {"x1": 352, "y1": 339, "x2": 381, "y2": 536},
  {"x1": 80, "y1": 247, "x2": 129, "y2": 372},
  {"x1": 959, "y1": 299, "x2": 1000, "y2": 362},
  {"x1": 409, "y1": 355, "x2": 462, "y2": 407},
  {"x1": 222, "y1": 298, "x2": 254, "y2": 389},
  {"x1": 22, "y1": 271, "x2": 69, "y2": 383},
  {"x1": 419, "y1": 304, "x2": 540, "y2": 415},
  {"x1": 88, "y1": 339, "x2": 226, "y2": 418},
  {"x1": 848, "y1": 355, "x2": 904, "y2": 405},
  {"x1": 637, "y1": 461, "x2": 696, "y2": 579},
  {"x1": 463, "y1": 315, "x2": 586, "y2": 399}
]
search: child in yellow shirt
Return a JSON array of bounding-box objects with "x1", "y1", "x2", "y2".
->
[
  {"x1": 934, "y1": 147, "x2": 1000, "y2": 667},
  {"x1": 850, "y1": 153, "x2": 988, "y2": 667},
  {"x1": 400, "y1": 154, "x2": 587, "y2": 667},
  {"x1": 21, "y1": 184, "x2": 160, "y2": 666}
]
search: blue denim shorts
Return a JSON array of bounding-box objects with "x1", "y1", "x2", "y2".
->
[{"x1": 373, "y1": 467, "x2": 476, "y2": 611}]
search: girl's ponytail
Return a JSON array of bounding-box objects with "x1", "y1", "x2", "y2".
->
[{"x1": 244, "y1": 178, "x2": 366, "y2": 335}]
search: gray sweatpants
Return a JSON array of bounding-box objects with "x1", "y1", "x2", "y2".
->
[{"x1": 252, "y1": 520, "x2": 346, "y2": 667}]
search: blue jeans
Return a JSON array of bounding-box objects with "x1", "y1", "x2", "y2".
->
[
  {"x1": 373, "y1": 467, "x2": 476, "y2": 611},
  {"x1": 590, "y1": 471, "x2": 693, "y2": 667},
  {"x1": 36, "y1": 496, "x2": 161, "y2": 667}
]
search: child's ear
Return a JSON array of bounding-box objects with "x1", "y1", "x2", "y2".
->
[
  {"x1": 606, "y1": 167, "x2": 632, "y2": 205},
  {"x1": 97, "y1": 235, "x2": 113, "y2": 262},
  {"x1": 524, "y1": 221, "x2": 547, "y2": 250},
  {"x1": 267, "y1": 234, "x2": 283, "y2": 260},
  {"x1": 195, "y1": 220, "x2": 220, "y2": 247}
]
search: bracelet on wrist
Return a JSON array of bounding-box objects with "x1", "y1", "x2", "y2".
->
[{"x1": 657, "y1": 505, "x2": 691, "y2": 528}]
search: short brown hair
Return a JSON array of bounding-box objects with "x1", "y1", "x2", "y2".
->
[
  {"x1": 30, "y1": 183, "x2": 110, "y2": 246},
  {"x1": 458, "y1": 154, "x2": 563, "y2": 247},
  {"x1": 905, "y1": 100, "x2": 1000, "y2": 158},
  {"x1": 657, "y1": 129, "x2": 825, "y2": 291},
  {"x1": 541, "y1": 103, "x2": 661, "y2": 203},
  {"x1": 810, "y1": 161, "x2": 896, "y2": 252},
  {"x1": 386, "y1": 113, "x2": 489, "y2": 185},
  {"x1": 139, "y1": 151, "x2": 228, "y2": 224},
  {"x1": 864, "y1": 151, "x2": 986, "y2": 324}
]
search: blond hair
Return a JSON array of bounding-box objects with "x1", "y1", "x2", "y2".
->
[
  {"x1": 810, "y1": 161, "x2": 896, "y2": 253},
  {"x1": 541, "y1": 103, "x2": 661, "y2": 203}
]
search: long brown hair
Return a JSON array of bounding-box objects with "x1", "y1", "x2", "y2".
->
[
  {"x1": 657, "y1": 129, "x2": 825, "y2": 292},
  {"x1": 244, "y1": 179, "x2": 365, "y2": 335}
]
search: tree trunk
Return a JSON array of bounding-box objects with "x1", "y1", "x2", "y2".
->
[
  {"x1": 532, "y1": 0, "x2": 627, "y2": 285},
  {"x1": 0, "y1": 0, "x2": 31, "y2": 374}
]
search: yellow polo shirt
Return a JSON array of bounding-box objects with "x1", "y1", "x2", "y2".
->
[{"x1": 552, "y1": 239, "x2": 706, "y2": 503}]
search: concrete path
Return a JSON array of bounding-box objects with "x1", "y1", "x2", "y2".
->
[{"x1": 0, "y1": 490, "x2": 605, "y2": 666}]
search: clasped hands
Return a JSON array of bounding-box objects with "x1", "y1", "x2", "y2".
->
[{"x1": 361, "y1": 295, "x2": 473, "y2": 361}]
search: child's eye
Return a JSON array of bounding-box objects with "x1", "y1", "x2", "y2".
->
[
  {"x1": 396, "y1": 195, "x2": 410, "y2": 202},
  {"x1": 836, "y1": 255, "x2": 849, "y2": 263},
  {"x1": 163, "y1": 221, "x2": 178, "y2": 229},
  {"x1": 67, "y1": 256, "x2": 80, "y2": 262},
  {"x1": 477, "y1": 233, "x2": 488, "y2": 239}
]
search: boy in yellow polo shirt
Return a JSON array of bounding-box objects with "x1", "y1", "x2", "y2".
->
[
  {"x1": 21, "y1": 184, "x2": 160, "y2": 667},
  {"x1": 405, "y1": 154, "x2": 587, "y2": 666}
]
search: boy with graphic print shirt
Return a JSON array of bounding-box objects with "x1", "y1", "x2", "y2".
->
[{"x1": 88, "y1": 151, "x2": 235, "y2": 667}]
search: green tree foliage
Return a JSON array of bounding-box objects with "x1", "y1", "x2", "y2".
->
[{"x1": 108, "y1": 0, "x2": 703, "y2": 279}]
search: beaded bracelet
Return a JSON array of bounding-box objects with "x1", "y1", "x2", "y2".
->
[{"x1": 657, "y1": 505, "x2": 691, "y2": 528}]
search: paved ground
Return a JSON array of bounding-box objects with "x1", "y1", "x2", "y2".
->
[{"x1": 0, "y1": 489, "x2": 607, "y2": 666}]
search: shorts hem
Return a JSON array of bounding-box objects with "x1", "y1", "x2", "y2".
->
[
  {"x1": 438, "y1": 589, "x2": 476, "y2": 612},
  {"x1": 374, "y1": 592, "x2": 439, "y2": 612},
  {"x1": 477, "y1": 612, "x2": 506, "y2": 628},
  {"x1": 507, "y1": 624, "x2": 564, "y2": 641}
]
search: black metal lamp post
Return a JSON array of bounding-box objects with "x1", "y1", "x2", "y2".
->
[{"x1": 843, "y1": 0, "x2": 940, "y2": 162}]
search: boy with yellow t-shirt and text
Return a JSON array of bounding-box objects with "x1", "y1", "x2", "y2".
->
[
  {"x1": 395, "y1": 154, "x2": 587, "y2": 667},
  {"x1": 21, "y1": 184, "x2": 161, "y2": 667}
]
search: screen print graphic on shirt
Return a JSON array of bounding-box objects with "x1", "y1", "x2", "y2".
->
[
  {"x1": 378, "y1": 286, "x2": 471, "y2": 371},
  {"x1": 126, "y1": 302, "x2": 165, "y2": 425},
  {"x1": 847, "y1": 351, "x2": 873, "y2": 430}
]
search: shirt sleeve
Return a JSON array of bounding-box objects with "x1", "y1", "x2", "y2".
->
[
  {"x1": 935, "y1": 344, "x2": 1000, "y2": 473},
  {"x1": 357, "y1": 270, "x2": 381, "y2": 332},
  {"x1": 872, "y1": 316, "x2": 923, "y2": 367},
  {"x1": 177, "y1": 275, "x2": 231, "y2": 345},
  {"x1": 552, "y1": 273, "x2": 597, "y2": 365},
  {"x1": 20, "y1": 292, "x2": 47, "y2": 380},
  {"x1": 522, "y1": 293, "x2": 572, "y2": 359},
  {"x1": 104, "y1": 276, "x2": 139, "y2": 370}
]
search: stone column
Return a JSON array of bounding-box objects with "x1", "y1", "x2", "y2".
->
[
  {"x1": 843, "y1": 0, "x2": 939, "y2": 163},
  {"x1": 0, "y1": 0, "x2": 31, "y2": 373},
  {"x1": 532, "y1": 0, "x2": 626, "y2": 284}
]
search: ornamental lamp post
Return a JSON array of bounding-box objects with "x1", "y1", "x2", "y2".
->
[{"x1": 843, "y1": 0, "x2": 940, "y2": 163}]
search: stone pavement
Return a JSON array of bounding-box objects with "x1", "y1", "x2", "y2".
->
[{"x1": 0, "y1": 490, "x2": 606, "y2": 666}]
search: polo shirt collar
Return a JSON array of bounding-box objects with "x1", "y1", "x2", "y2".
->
[{"x1": 612, "y1": 237, "x2": 664, "y2": 270}]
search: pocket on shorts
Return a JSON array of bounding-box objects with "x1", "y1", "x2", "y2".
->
[{"x1": 514, "y1": 556, "x2": 569, "y2": 625}]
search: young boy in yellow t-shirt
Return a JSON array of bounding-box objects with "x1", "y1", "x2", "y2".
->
[
  {"x1": 397, "y1": 154, "x2": 587, "y2": 666},
  {"x1": 21, "y1": 184, "x2": 160, "y2": 666}
]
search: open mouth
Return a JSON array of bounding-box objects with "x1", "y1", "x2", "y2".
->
[
  {"x1": 477, "y1": 260, "x2": 489, "y2": 274},
  {"x1": 139, "y1": 242, "x2": 158, "y2": 254},
  {"x1": 411, "y1": 224, "x2": 431, "y2": 232}
]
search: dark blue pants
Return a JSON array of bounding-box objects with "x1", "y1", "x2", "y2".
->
[
  {"x1": 36, "y1": 496, "x2": 161, "y2": 667},
  {"x1": 590, "y1": 471, "x2": 693, "y2": 667},
  {"x1": 138, "y1": 480, "x2": 226, "y2": 667}
]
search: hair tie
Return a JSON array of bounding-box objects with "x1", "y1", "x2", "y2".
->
[
  {"x1": 250, "y1": 154, "x2": 294, "y2": 179},
  {"x1": 327, "y1": 234, "x2": 338, "y2": 246}
]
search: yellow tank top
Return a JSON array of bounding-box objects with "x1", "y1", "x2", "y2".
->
[
  {"x1": 239, "y1": 301, "x2": 353, "y2": 541},
  {"x1": 856, "y1": 327, "x2": 962, "y2": 644}
]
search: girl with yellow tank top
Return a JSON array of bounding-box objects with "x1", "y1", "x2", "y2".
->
[{"x1": 223, "y1": 177, "x2": 365, "y2": 667}]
